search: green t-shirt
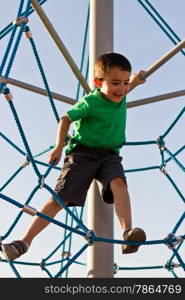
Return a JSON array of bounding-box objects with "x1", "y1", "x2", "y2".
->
[{"x1": 66, "y1": 89, "x2": 127, "y2": 154}]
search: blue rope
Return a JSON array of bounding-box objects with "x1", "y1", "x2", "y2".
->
[
  {"x1": 25, "y1": 26, "x2": 60, "y2": 122},
  {"x1": 0, "y1": 0, "x2": 184, "y2": 278},
  {"x1": 0, "y1": 0, "x2": 48, "y2": 40},
  {"x1": 137, "y1": 0, "x2": 185, "y2": 56}
]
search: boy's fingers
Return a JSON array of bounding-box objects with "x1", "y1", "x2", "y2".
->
[
  {"x1": 48, "y1": 155, "x2": 61, "y2": 166},
  {"x1": 49, "y1": 159, "x2": 57, "y2": 166},
  {"x1": 48, "y1": 155, "x2": 56, "y2": 165},
  {"x1": 139, "y1": 70, "x2": 146, "y2": 80}
]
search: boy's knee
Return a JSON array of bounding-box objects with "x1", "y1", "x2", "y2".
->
[
  {"x1": 110, "y1": 177, "x2": 127, "y2": 190},
  {"x1": 49, "y1": 197, "x2": 62, "y2": 209}
]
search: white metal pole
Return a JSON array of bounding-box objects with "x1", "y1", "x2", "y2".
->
[
  {"x1": 4, "y1": 76, "x2": 185, "y2": 107},
  {"x1": 2, "y1": 77, "x2": 76, "y2": 105},
  {"x1": 127, "y1": 89, "x2": 185, "y2": 108},
  {"x1": 141, "y1": 38, "x2": 185, "y2": 79},
  {"x1": 87, "y1": 0, "x2": 114, "y2": 278},
  {"x1": 31, "y1": 0, "x2": 91, "y2": 93}
]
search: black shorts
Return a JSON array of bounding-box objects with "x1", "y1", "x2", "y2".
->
[{"x1": 54, "y1": 145, "x2": 127, "y2": 207}]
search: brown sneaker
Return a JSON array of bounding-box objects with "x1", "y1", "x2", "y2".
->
[
  {"x1": 122, "y1": 227, "x2": 146, "y2": 254},
  {"x1": 1, "y1": 240, "x2": 29, "y2": 261}
]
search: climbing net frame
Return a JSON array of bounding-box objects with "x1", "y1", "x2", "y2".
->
[{"x1": 0, "y1": 0, "x2": 184, "y2": 278}]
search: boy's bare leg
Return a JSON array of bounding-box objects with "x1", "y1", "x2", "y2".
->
[
  {"x1": 22, "y1": 197, "x2": 63, "y2": 246},
  {"x1": 110, "y1": 177, "x2": 146, "y2": 254},
  {"x1": 110, "y1": 177, "x2": 132, "y2": 231}
]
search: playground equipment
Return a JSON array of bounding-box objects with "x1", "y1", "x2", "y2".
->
[{"x1": 0, "y1": 0, "x2": 184, "y2": 278}]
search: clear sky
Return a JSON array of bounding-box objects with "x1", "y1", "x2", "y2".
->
[{"x1": 0, "y1": 0, "x2": 184, "y2": 278}]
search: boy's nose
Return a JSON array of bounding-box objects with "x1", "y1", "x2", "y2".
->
[
  {"x1": 121, "y1": 86, "x2": 129, "y2": 94},
  {"x1": 119, "y1": 85, "x2": 127, "y2": 93},
  {"x1": 125, "y1": 86, "x2": 129, "y2": 93}
]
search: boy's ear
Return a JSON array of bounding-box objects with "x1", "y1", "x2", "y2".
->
[{"x1": 94, "y1": 78, "x2": 102, "y2": 88}]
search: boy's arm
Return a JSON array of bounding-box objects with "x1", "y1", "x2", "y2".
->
[
  {"x1": 48, "y1": 114, "x2": 72, "y2": 166},
  {"x1": 128, "y1": 70, "x2": 146, "y2": 92}
]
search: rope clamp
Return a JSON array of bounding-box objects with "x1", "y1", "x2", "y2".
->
[
  {"x1": 156, "y1": 136, "x2": 166, "y2": 150},
  {"x1": 2, "y1": 87, "x2": 13, "y2": 101},
  {"x1": 62, "y1": 251, "x2": 71, "y2": 258},
  {"x1": 39, "y1": 176, "x2": 45, "y2": 188},
  {"x1": 85, "y1": 230, "x2": 95, "y2": 245},
  {"x1": 22, "y1": 155, "x2": 30, "y2": 168},
  {"x1": 13, "y1": 17, "x2": 28, "y2": 26},
  {"x1": 165, "y1": 233, "x2": 183, "y2": 249},
  {"x1": 160, "y1": 165, "x2": 168, "y2": 175},
  {"x1": 22, "y1": 205, "x2": 37, "y2": 216},
  {"x1": 0, "y1": 76, "x2": 7, "y2": 84},
  {"x1": 24, "y1": 26, "x2": 32, "y2": 39},
  {"x1": 40, "y1": 259, "x2": 46, "y2": 270},
  {"x1": 22, "y1": 160, "x2": 30, "y2": 168},
  {"x1": 164, "y1": 261, "x2": 180, "y2": 270},
  {"x1": 114, "y1": 263, "x2": 120, "y2": 274},
  {"x1": 4, "y1": 93, "x2": 13, "y2": 101},
  {"x1": 170, "y1": 262, "x2": 180, "y2": 268}
]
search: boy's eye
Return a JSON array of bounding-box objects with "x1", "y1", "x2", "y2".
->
[{"x1": 111, "y1": 81, "x2": 129, "y2": 86}]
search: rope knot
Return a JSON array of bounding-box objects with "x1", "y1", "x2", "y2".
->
[
  {"x1": 156, "y1": 136, "x2": 166, "y2": 150},
  {"x1": 160, "y1": 163, "x2": 167, "y2": 174},
  {"x1": 22, "y1": 205, "x2": 37, "y2": 216},
  {"x1": 114, "y1": 262, "x2": 120, "y2": 274},
  {"x1": 13, "y1": 17, "x2": 28, "y2": 26},
  {"x1": 165, "y1": 233, "x2": 183, "y2": 250},
  {"x1": 62, "y1": 251, "x2": 71, "y2": 259},
  {"x1": 2, "y1": 87, "x2": 13, "y2": 101},
  {"x1": 165, "y1": 260, "x2": 180, "y2": 271},
  {"x1": 38, "y1": 175, "x2": 45, "y2": 188},
  {"x1": 40, "y1": 259, "x2": 46, "y2": 270},
  {"x1": 24, "y1": 25, "x2": 32, "y2": 39},
  {"x1": 85, "y1": 230, "x2": 95, "y2": 245}
]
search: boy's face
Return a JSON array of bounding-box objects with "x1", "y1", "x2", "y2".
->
[{"x1": 94, "y1": 67, "x2": 131, "y2": 103}]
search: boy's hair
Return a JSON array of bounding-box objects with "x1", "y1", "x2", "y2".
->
[{"x1": 94, "y1": 52, "x2": 132, "y2": 79}]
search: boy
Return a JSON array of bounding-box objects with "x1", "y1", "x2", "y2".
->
[{"x1": 1, "y1": 52, "x2": 146, "y2": 261}]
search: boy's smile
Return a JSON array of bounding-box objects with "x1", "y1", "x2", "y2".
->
[{"x1": 94, "y1": 67, "x2": 131, "y2": 103}]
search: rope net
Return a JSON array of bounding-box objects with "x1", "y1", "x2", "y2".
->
[{"x1": 0, "y1": 0, "x2": 184, "y2": 278}]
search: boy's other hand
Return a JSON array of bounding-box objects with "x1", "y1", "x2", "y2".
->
[{"x1": 48, "y1": 147, "x2": 62, "y2": 166}]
